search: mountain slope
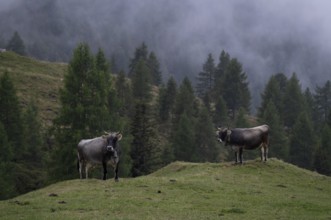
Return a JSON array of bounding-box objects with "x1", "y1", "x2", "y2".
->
[
  {"x1": 0, "y1": 159, "x2": 330, "y2": 219},
  {"x1": 0, "y1": 51, "x2": 66, "y2": 126}
]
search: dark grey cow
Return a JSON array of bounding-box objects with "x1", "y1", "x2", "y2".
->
[
  {"x1": 216, "y1": 125, "x2": 269, "y2": 164},
  {"x1": 77, "y1": 132, "x2": 122, "y2": 181}
]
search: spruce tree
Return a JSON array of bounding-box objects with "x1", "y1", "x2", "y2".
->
[
  {"x1": 131, "y1": 59, "x2": 152, "y2": 103},
  {"x1": 289, "y1": 112, "x2": 316, "y2": 170},
  {"x1": 196, "y1": 53, "x2": 215, "y2": 99},
  {"x1": 222, "y1": 58, "x2": 251, "y2": 119},
  {"x1": 194, "y1": 107, "x2": 219, "y2": 162},
  {"x1": 49, "y1": 43, "x2": 112, "y2": 180},
  {"x1": 148, "y1": 51, "x2": 162, "y2": 86},
  {"x1": 6, "y1": 31, "x2": 26, "y2": 55},
  {"x1": 130, "y1": 102, "x2": 160, "y2": 177},
  {"x1": 129, "y1": 42, "x2": 149, "y2": 77},
  {"x1": 214, "y1": 96, "x2": 228, "y2": 126},
  {"x1": 115, "y1": 71, "x2": 133, "y2": 117},
  {"x1": 173, "y1": 77, "x2": 196, "y2": 120},
  {"x1": 158, "y1": 77, "x2": 177, "y2": 122},
  {"x1": 314, "y1": 125, "x2": 331, "y2": 175},
  {"x1": 258, "y1": 75, "x2": 284, "y2": 119},
  {"x1": 282, "y1": 73, "x2": 305, "y2": 128},
  {"x1": 260, "y1": 101, "x2": 289, "y2": 160},
  {"x1": 172, "y1": 112, "x2": 196, "y2": 161},
  {"x1": 0, "y1": 122, "x2": 15, "y2": 200},
  {"x1": 314, "y1": 80, "x2": 331, "y2": 126},
  {"x1": 0, "y1": 72, "x2": 23, "y2": 160},
  {"x1": 212, "y1": 50, "x2": 230, "y2": 106}
]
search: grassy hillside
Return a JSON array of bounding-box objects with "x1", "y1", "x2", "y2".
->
[
  {"x1": 0, "y1": 159, "x2": 330, "y2": 219},
  {"x1": 0, "y1": 51, "x2": 66, "y2": 126}
]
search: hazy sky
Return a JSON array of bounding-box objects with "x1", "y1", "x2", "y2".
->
[{"x1": 1, "y1": 0, "x2": 330, "y2": 109}]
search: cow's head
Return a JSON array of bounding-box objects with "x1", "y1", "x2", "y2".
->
[
  {"x1": 216, "y1": 127, "x2": 231, "y2": 145},
  {"x1": 105, "y1": 132, "x2": 122, "y2": 158}
]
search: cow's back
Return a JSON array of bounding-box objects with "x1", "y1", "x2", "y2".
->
[
  {"x1": 231, "y1": 125, "x2": 269, "y2": 149},
  {"x1": 78, "y1": 137, "x2": 107, "y2": 164}
]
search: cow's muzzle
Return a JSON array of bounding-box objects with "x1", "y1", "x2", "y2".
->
[{"x1": 107, "y1": 145, "x2": 118, "y2": 158}]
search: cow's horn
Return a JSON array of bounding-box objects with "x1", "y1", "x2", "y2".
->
[{"x1": 116, "y1": 132, "x2": 123, "y2": 141}]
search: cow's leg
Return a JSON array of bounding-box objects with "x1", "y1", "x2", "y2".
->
[
  {"x1": 239, "y1": 147, "x2": 243, "y2": 164},
  {"x1": 114, "y1": 161, "x2": 120, "y2": 182},
  {"x1": 79, "y1": 161, "x2": 84, "y2": 179},
  {"x1": 234, "y1": 151, "x2": 238, "y2": 164},
  {"x1": 85, "y1": 163, "x2": 91, "y2": 179},
  {"x1": 102, "y1": 161, "x2": 107, "y2": 180},
  {"x1": 260, "y1": 146, "x2": 265, "y2": 161},
  {"x1": 264, "y1": 144, "x2": 268, "y2": 162}
]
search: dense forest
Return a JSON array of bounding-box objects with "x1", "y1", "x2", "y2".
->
[{"x1": 0, "y1": 33, "x2": 331, "y2": 200}]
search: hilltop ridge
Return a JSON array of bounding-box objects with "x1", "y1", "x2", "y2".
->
[{"x1": 1, "y1": 158, "x2": 330, "y2": 219}]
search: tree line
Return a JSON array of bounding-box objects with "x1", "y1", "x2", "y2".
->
[{"x1": 0, "y1": 42, "x2": 330, "y2": 200}]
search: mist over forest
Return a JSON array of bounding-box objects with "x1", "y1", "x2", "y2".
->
[{"x1": 0, "y1": 0, "x2": 330, "y2": 110}]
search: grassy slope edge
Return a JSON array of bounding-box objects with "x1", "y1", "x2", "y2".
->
[{"x1": 0, "y1": 158, "x2": 330, "y2": 220}]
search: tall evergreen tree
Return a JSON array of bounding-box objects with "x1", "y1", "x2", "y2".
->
[
  {"x1": 194, "y1": 107, "x2": 219, "y2": 162},
  {"x1": 212, "y1": 50, "x2": 230, "y2": 105},
  {"x1": 172, "y1": 112, "x2": 196, "y2": 161},
  {"x1": 115, "y1": 71, "x2": 133, "y2": 117},
  {"x1": 130, "y1": 102, "x2": 160, "y2": 177},
  {"x1": 289, "y1": 112, "x2": 316, "y2": 170},
  {"x1": 0, "y1": 72, "x2": 23, "y2": 160},
  {"x1": 260, "y1": 101, "x2": 289, "y2": 160},
  {"x1": 131, "y1": 59, "x2": 152, "y2": 103},
  {"x1": 173, "y1": 77, "x2": 196, "y2": 120},
  {"x1": 222, "y1": 58, "x2": 251, "y2": 118},
  {"x1": 314, "y1": 125, "x2": 331, "y2": 175},
  {"x1": 214, "y1": 96, "x2": 228, "y2": 126},
  {"x1": 314, "y1": 80, "x2": 331, "y2": 126},
  {"x1": 6, "y1": 31, "x2": 26, "y2": 55},
  {"x1": 258, "y1": 75, "x2": 284, "y2": 119},
  {"x1": 0, "y1": 122, "x2": 15, "y2": 200},
  {"x1": 49, "y1": 43, "x2": 111, "y2": 180},
  {"x1": 129, "y1": 42, "x2": 149, "y2": 77},
  {"x1": 148, "y1": 51, "x2": 162, "y2": 86},
  {"x1": 196, "y1": 53, "x2": 215, "y2": 99},
  {"x1": 158, "y1": 77, "x2": 177, "y2": 122},
  {"x1": 13, "y1": 101, "x2": 45, "y2": 194},
  {"x1": 282, "y1": 73, "x2": 305, "y2": 128}
]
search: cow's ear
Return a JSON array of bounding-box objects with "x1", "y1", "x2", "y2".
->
[
  {"x1": 226, "y1": 129, "x2": 232, "y2": 136},
  {"x1": 116, "y1": 132, "x2": 122, "y2": 141}
]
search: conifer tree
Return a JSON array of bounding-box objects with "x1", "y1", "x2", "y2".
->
[
  {"x1": 282, "y1": 73, "x2": 305, "y2": 128},
  {"x1": 196, "y1": 53, "x2": 215, "y2": 99},
  {"x1": 314, "y1": 80, "x2": 331, "y2": 126},
  {"x1": 129, "y1": 42, "x2": 149, "y2": 76},
  {"x1": 222, "y1": 58, "x2": 251, "y2": 118},
  {"x1": 0, "y1": 72, "x2": 23, "y2": 160},
  {"x1": 158, "y1": 77, "x2": 177, "y2": 122},
  {"x1": 130, "y1": 102, "x2": 160, "y2": 176},
  {"x1": 258, "y1": 75, "x2": 284, "y2": 119},
  {"x1": 173, "y1": 77, "x2": 196, "y2": 120},
  {"x1": 172, "y1": 112, "x2": 196, "y2": 161},
  {"x1": 212, "y1": 50, "x2": 230, "y2": 101},
  {"x1": 314, "y1": 125, "x2": 331, "y2": 175},
  {"x1": 115, "y1": 71, "x2": 133, "y2": 117},
  {"x1": 49, "y1": 43, "x2": 111, "y2": 180},
  {"x1": 289, "y1": 112, "x2": 316, "y2": 169},
  {"x1": 214, "y1": 96, "x2": 228, "y2": 126},
  {"x1": 194, "y1": 107, "x2": 219, "y2": 162},
  {"x1": 148, "y1": 51, "x2": 162, "y2": 86},
  {"x1": 260, "y1": 101, "x2": 289, "y2": 160},
  {"x1": 0, "y1": 122, "x2": 15, "y2": 200},
  {"x1": 6, "y1": 31, "x2": 26, "y2": 55},
  {"x1": 131, "y1": 59, "x2": 152, "y2": 103}
]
